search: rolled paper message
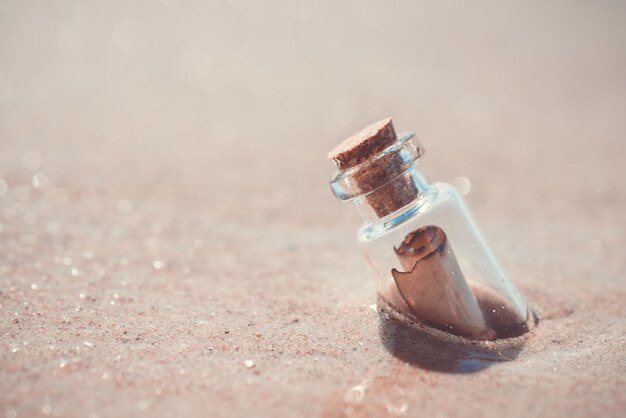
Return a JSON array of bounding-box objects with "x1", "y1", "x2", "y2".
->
[{"x1": 391, "y1": 226, "x2": 496, "y2": 340}]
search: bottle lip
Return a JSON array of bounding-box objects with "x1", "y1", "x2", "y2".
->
[{"x1": 329, "y1": 132, "x2": 425, "y2": 202}]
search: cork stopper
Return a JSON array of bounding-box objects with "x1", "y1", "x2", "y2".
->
[
  {"x1": 328, "y1": 118, "x2": 397, "y2": 169},
  {"x1": 328, "y1": 118, "x2": 420, "y2": 217}
]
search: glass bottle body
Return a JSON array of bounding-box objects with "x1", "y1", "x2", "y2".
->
[{"x1": 357, "y1": 181, "x2": 530, "y2": 340}]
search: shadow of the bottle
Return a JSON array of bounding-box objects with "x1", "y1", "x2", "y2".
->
[{"x1": 377, "y1": 296, "x2": 526, "y2": 374}]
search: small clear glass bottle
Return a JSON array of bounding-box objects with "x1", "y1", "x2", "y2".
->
[{"x1": 329, "y1": 119, "x2": 534, "y2": 340}]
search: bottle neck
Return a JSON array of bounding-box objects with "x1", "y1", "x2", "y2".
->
[
  {"x1": 354, "y1": 168, "x2": 430, "y2": 223},
  {"x1": 330, "y1": 133, "x2": 427, "y2": 222}
]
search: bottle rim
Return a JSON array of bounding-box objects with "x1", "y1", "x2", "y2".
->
[{"x1": 329, "y1": 132, "x2": 425, "y2": 202}]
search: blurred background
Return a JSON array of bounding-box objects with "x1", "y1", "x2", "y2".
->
[{"x1": 1, "y1": 0, "x2": 624, "y2": 206}]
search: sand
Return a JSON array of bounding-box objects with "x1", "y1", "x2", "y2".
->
[{"x1": 0, "y1": 1, "x2": 625, "y2": 417}]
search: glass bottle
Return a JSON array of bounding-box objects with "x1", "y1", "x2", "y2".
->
[{"x1": 329, "y1": 119, "x2": 534, "y2": 340}]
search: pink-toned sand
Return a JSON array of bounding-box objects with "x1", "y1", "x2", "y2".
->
[{"x1": 0, "y1": 2, "x2": 625, "y2": 417}]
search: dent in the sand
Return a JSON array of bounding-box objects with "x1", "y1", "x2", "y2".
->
[{"x1": 376, "y1": 296, "x2": 525, "y2": 374}]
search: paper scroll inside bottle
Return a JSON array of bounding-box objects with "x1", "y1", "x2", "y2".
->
[
  {"x1": 391, "y1": 226, "x2": 529, "y2": 340},
  {"x1": 392, "y1": 226, "x2": 494, "y2": 339}
]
